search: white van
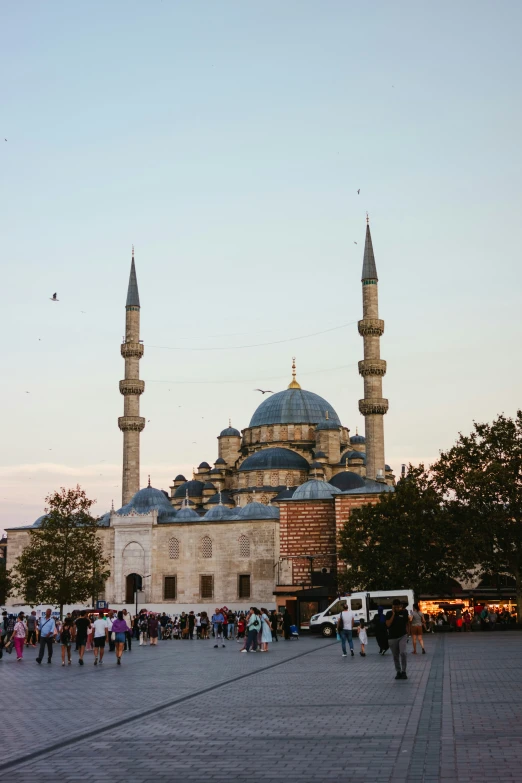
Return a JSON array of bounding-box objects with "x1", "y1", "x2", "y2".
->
[{"x1": 309, "y1": 590, "x2": 415, "y2": 637}]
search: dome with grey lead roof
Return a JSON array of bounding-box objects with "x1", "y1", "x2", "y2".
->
[
  {"x1": 116, "y1": 485, "x2": 177, "y2": 523},
  {"x1": 316, "y1": 414, "x2": 341, "y2": 431},
  {"x1": 198, "y1": 462, "x2": 211, "y2": 469},
  {"x1": 350, "y1": 434, "x2": 366, "y2": 445},
  {"x1": 249, "y1": 387, "x2": 341, "y2": 428},
  {"x1": 176, "y1": 505, "x2": 202, "y2": 521},
  {"x1": 173, "y1": 480, "x2": 205, "y2": 499},
  {"x1": 314, "y1": 450, "x2": 326, "y2": 458},
  {"x1": 340, "y1": 450, "x2": 366, "y2": 465},
  {"x1": 238, "y1": 502, "x2": 280, "y2": 520},
  {"x1": 220, "y1": 426, "x2": 240, "y2": 437},
  {"x1": 309, "y1": 461, "x2": 324, "y2": 469},
  {"x1": 174, "y1": 474, "x2": 187, "y2": 482},
  {"x1": 203, "y1": 482, "x2": 216, "y2": 490},
  {"x1": 203, "y1": 505, "x2": 233, "y2": 521},
  {"x1": 214, "y1": 457, "x2": 226, "y2": 465},
  {"x1": 32, "y1": 514, "x2": 48, "y2": 528},
  {"x1": 239, "y1": 447, "x2": 309, "y2": 472},
  {"x1": 272, "y1": 487, "x2": 296, "y2": 501},
  {"x1": 329, "y1": 471, "x2": 366, "y2": 492},
  {"x1": 292, "y1": 479, "x2": 342, "y2": 500},
  {"x1": 207, "y1": 491, "x2": 235, "y2": 506}
]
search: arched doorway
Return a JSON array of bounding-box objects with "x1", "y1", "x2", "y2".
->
[{"x1": 126, "y1": 573, "x2": 142, "y2": 605}]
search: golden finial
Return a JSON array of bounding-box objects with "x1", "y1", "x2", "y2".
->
[
  {"x1": 288, "y1": 356, "x2": 301, "y2": 390},
  {"x1": 325, "y1": 410, "x2": 329, "y2": 420}
]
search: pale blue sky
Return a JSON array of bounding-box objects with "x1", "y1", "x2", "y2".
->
[{"x1": 2, "y1": 1, "x2": 521, "y2": 529}]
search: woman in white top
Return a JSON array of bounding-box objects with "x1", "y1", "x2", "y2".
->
[
  {"x1": 410, "y1": 603, "x2": 427, "y2": 654},
  {"x1": 260, "y1": 608, "x2": 272, "y2": 652}
]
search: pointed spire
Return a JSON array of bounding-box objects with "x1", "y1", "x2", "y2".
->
[
  {"x1": 361, "y1": 219, "x2": 378, "y2": 282},
  {"x1": 147, "y1": 475, "x2": 151, "y2": 487},
  {"x1": 288, "y1": 356, "x2": 301, "y2": 390},
  {"x1": 126, "y1": 246, "x2": 141, "y2": 307}
]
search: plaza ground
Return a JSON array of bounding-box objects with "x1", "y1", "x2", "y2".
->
[{"x1": 1, "y1": 632, "x2": 521, "y2": 782}]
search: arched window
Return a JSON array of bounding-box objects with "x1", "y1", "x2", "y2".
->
[
  {"x1": 239, "y1": 534, "x2": 250, "y2": 558},
  {"x1": 200, "y1": 535, "x2": 212, "y2": 559},
  {"x1": 168, "y1": 538, "x2": 180, "y2": 560}
]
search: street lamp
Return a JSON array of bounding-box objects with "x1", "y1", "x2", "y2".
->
[{"x1": 135, "y1": 574, "x2": 151, "y2": 617}]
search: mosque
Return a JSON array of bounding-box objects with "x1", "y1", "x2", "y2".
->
[{"x1": 6, "y1": 221, "x2": 395, "y2": 622}]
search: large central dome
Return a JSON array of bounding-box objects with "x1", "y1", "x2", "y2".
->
[{"x1": 249, "y1": 387, "x2": 341, "y2": 428}]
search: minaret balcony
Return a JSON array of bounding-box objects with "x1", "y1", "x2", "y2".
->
[
  {"x1": 358, "y1": 398, "x2": 389, "y2": 415},
  {"x1": 358, "y1": 359, "x2": 387, "y2": 377},
  {"x1": 358, "y1": 318, "x2": 384, "y2": 337},
  {"x1": 118, "y1": 416, "x2": 146, "y2": 432},
  {"x1": 121, "y1": 342, "x2": 144, "y2": 359},
  {"x1": 119, "y1": 379, "x2": 145, "y2": 396}
]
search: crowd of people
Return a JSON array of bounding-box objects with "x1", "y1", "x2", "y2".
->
[{"x1": 0, "y1": 605, "x2": 295, "y2": 664}]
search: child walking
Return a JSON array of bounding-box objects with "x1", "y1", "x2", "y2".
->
[{"x1": 357, "y1": 619, "x2": 368, "y2": 657}]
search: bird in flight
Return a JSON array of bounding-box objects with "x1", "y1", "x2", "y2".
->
[
  {"x1": 357, "y1": 189, "x2": 360, "y2": 194},
  {"x1": 254, "y1": 389, "x2": 274, "y2": 394},
  {"x1": 354, "y1": 241, "x2": 358, "y2": 245},
  {"x1": 50, "y1": 293, "x2": 59, "y2": 301}
]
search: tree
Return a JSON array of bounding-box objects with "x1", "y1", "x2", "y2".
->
[
  {"x1": 11, "y1": 485, "x2": 110, "y2": 617},
  {"x1": 0, "y1": 558, "x2": 11, "y2": 605},
  {"x1": 432, "y1": 411, "x2": 522, "y2": 619},
  {"x1": 337, "y1": 465, "x2": 470, "y2": 598}
]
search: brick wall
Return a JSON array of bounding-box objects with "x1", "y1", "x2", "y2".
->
[{"x1": 279, "y1": 499, "x2": 337, "y2": 585}]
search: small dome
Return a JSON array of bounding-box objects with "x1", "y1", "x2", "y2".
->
[
  {"x1": 309, "y1": 460, "x2": 324, "y2": 469},
  {"x1": 98, "y1": 512, "x2": 111, "y2": 527},
  {"x1": 32, "y1": 514, "x2": 48, "y2": 528},
  {"x1": 207, "y1": 491, "x2": 235, "y2": 506},
  {"x1": 343, "y1": 478, "x2": 395, "y2": 495},
  {"x1": 292, "y1": 479, "x2": 342, "y2": 500},
  {"x1": 249, "y1": 388, "x2": 341, "y2": 428},
  {"x1": 203, "y1": 505, "x2": 232, "y2": 521},
  {"x1": 174, "y1": 474, "x2": 187, "y2": 482},
  {"x1": 238, "y1": 502, "x2": 280, "y2": 520},
  {"x1": 117, "y1": 485, "x2": 177, "y2": 523},
  {"x1": 350, "y1": 434, "x2": 366, "y2": 445},
  {"x1": 329, "y1": 471, "x2": 367, "y2": 491},
  {"x1": 385, "y1": 464, "x2": 392, "y2": 471},
  {"x1": 176, "y1": 505, "x2": 201, "y2": 521},
  {"x1": 227, "y1": 506, "x2": 241, "y2": 515},
  {"x1": 314, "y1": 450, "x2": 326, "y2": 458},
  {"x1": 209, "y1": 468, "x2": 222, "y2": 475},
  {"x1": 198, "y1": 461, "x2": 210, "y2": 469},
  {"x1": 173, "y1": 480, "x2": 205, "y2": 499},
  {"x1": 203, "y1": 481, "x2": 216, "y2": 490},
  {"x1": 272, "y1": 487, "x2": 296, "y2": 501},
  {"x1": 340, "y1": 450, "x2": 366, "y2": 465},
  {"x1": 316, "y1": 414, "x2": 340, "y2": 431},
  {"x1": 239, "y1": 447, "x2": 309, "y2": 472},
  {"x1": 215, "y1": 457, "x2": 226, "y2": 465},
  {"x1": 220, "y1": 426, "x2": 241, "y2": 437}
]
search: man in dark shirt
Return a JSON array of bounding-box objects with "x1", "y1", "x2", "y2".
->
[
  {"x1": 386, "y1": 599, "x2": 410, "y2": 680},
  {"x1": 75, "y1": 610, "x2": 91, "y2": 666}
]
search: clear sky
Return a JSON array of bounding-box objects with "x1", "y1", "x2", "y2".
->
[{"x1": 2, "y1": 1, "x2": 521, "y2": 530}]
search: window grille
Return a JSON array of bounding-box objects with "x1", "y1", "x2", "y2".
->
[
  {"x1": 164, "y1": 576, "x2": 177, "y2": 600},
  {"x1": 200, "y1": 574, "x2": 213, "y2": 599},
  {"x1": 238, "y1": 574, "x2": 251, "y2": 599},
  {"x1": 239, "y1": 534, "x2": 250, "y2": 558},
  {"x1": 168, "y1": 538, "x2": 180, "y2": 559},
  {"x1": 201, "y1": 535, "x2": 212, "y2": 559}
]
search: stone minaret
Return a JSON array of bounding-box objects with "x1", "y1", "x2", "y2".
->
[
  {"x1": 358, "y1": 218, "x2": 388, "y2": 480},
  {"x1": 118, "y1": 248, "x2": 145, "y2": 504}
]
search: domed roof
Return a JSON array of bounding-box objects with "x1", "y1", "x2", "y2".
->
[
  {"x1": 117, "y1": 485, "x2": 177, "y2": 523},
  {"x1": 385, "y1": 464, "x2": 392, "y2": 471},
  {"x1": 350, "y1": 434, "x2": 366, "y2": 445},
  {"x1": 198, "y1": 461, "x2": 210, "y2": 469},
  {"x1": 174, "y1": 474, "x2": 187, "y2": 482},
  {"x1": 176, "y1": 504, "x2": 201, "y2": 521},
  {"x1": 292, "y1": 479, "x2": 342, "y2": 500},
  {"x1": 203, "y1": 504, "x2": 232, "y2": 521},
  {"x1": 340, "y1": 450, "x2": 366, "y2": 465},
  {"x1": 173, "y1": 480, "x2": 205, "y2": 499},
  {"x1": 32, "y1": 514, "x2": 48, "y2": 528},
  {"x1": 207, "y1": 490, "x2": 235, "y2": 506},
  {"x1": 239, "y1": 447, "x2": 309, "y2": 472},
  {"x1": 249, "y1": 388, "x2": 341, "y2": 428},
  {"x1": 238, "y1": 501, "x2": 280, "y2": 520},
  {"x1": 343, "y1": 478, "x2": 395, "y2": 495},
  {"x1": 203, "y1": 482, "x2": 216, "y2": 490},
  {"x1": 314, "y1": 450, "x2": 326, "y2": 458},
  {"x1": 309, "y1": 460, "x2": 324, "y2": 469},
  {"x1": 316, "y1": 413, "x2": 341, "y2": 431},
  {"x1": 220, "y1": 426, "x2": 240, "y2": 437},
  {"x1": 215, "y1": 457, "x2": 226, "y2": 465},
  {"x1": 98, "y1": 512, "x2": 111, "y2": 527},
  {"x1": 272, "y1": 487, "x2": 296, "y2": 501},
  {"x1": 329, "y1": 471, "x2": 367, "y2": 491}
]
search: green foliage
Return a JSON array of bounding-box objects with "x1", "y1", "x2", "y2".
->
[
  {"x1": 338, "y1": 465, "x2": 470, "y2": 598},
  {"x1": 11, "y1": 485, "x2": 110, "y2": 614},
  {"x1": 432, "y1": 411, "x2": 522, "y2": 610}
]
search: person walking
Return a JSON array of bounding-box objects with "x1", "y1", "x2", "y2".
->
[
  {"x1": 112, "y1": 611, "x2": 129, "y2": 665},
  {"x1": 357, "y1": 619, "x2": 368, "y2": 657},
  {"x1": 187, "y1": 611, "x2": 196, "y2": 641},
  {"x1": 0, "y1": 611, "x2": 8, "y2": 660},
  {"x1": 123, "y1": 609, "x2": 133, "y2": 651},
  {"x1": 212, "y1": 608, "x2": 225, "y2": 648},
  {"x1": 36, "y1": 609, "x2": 57, "y2": 664},
  {"x1": 195, "y1": 613, "x2": 202, "y2": 639},
  {"x1": 410, "y1": 603, "x2": 427, "y2": 654},
  {"x1": 139, "y1": 612, "x2": 149, "y2": 645},
  {"x1": 200, "y1": 611, "x2": 209, "y2": 639},
  {"x1": 242, "y1": 608, "x2": 261, "y2": 652},
  {"x1": 92, "y1": 612, "x2": 109, "y2": 665},
  {"x1": 26, "y1": 611, "x2": 38, "y2": 648},
  {"x1": 60, "y1": 618, "x2": 73, "y2": 666},
  {"x1": 106, "y1": 610, "x2": 116, "y2": 652},
  {"x1": 282, "y1": 608, "x2": 292, "y2": 641},
  {"x1": 13, "y1": 612, "x2": 27, "y2": 661},
  {"x1": 386, "y1": 599, "x2": 410, "y2": 680},
  {"x1": 227, "y1": 610, "x2": 236, "y2": 641},
  {"x1": 338, "y1": 602, "x2": 355, "y2": 658},
  {"x1": 260, "y1": 608, "x2": 272, "y2": 652},
  {"x1": 270, "y1": 610, "x2": 279, "y2": 642},
  {"x1": 148, "y1": 613, "x2": 159, "y2": 646},
  {"x1": 374, "y1": 607, "x2": 389, "y2": 655},
  {"x1": 74, "y1": 610, "x2": 91, "y2": 666}
]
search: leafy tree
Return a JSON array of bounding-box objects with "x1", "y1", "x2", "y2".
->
[
  {"x1": 337, "y1": 465, "x2": 470, "y2": 598},
  {"x1": 10, "y1": 486, "x2": 110, "y2": 617},
  {"x1": 432, "y1": 411, "x2": 522, "y2": 619}
]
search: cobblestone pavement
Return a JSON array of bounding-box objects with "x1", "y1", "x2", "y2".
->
[{"x1": 1, "y1": 631, "x2": 521, "y2": 782}]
